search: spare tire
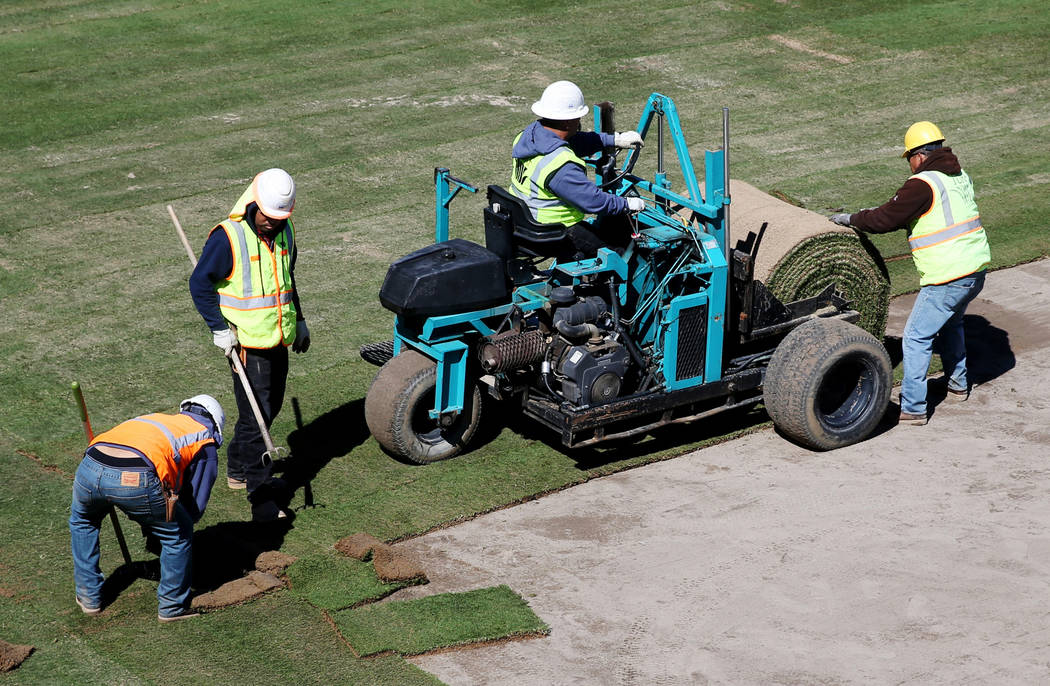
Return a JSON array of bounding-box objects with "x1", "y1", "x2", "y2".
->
[{"x1": 764, "y1": 318, "x2": 891, "y2": 450}]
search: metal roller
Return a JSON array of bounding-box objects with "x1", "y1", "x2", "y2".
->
[{"x1": 479, "y1": 330, "x2": 547, "y2": 373}]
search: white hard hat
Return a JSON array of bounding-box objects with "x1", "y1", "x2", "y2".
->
[
  {"x1": 181, "y1": 394, "x2": 225, "y2": 447},
  {"x1": 531, "y1": 80, "x2": 589, "y2": 121},
  {"x1": 252, "y1": 168, "x2": 296, "y2": 220}
]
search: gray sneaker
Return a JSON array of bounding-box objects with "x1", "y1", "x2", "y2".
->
[
  {"x1": 76, "y1": 595, "x2": 101, "y2": 615},
  {"x1": 158, "y1": 609, "x2": 200, "y2": 623}
]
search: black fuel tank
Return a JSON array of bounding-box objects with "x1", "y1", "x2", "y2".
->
[{"x1": 379, "y1": 238, "x2": 509, "y2": 318}]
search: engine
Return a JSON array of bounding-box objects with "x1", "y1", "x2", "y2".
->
[{"x1": 478, "y1": 286, "x2": 631, "y2": 408}]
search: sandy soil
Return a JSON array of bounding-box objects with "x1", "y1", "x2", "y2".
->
[{"x1": 394, "y1": 259, "x2": 1050, "y2": 685}]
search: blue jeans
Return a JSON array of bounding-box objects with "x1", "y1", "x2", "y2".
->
[
  {"x1": 901, "y1": 271, "x2": 986, "y2": 415},
  {"x1": 69, "y1": 456, "x2": 194, "y2": 617}
]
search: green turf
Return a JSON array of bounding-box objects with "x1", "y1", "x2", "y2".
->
[
  {"x1": 331, "y1": 585, "x2": 549, "y2": 657},
  {"x1": 285, "y1": 551, "x2": 422, "y2": 610},
  {"x1": 2, "y1": 0, "x2": 1047, "y2": 682}
]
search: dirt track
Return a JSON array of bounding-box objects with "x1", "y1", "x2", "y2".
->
[{"x1": 395, "y1": 259, "x2": 1050, "y2": 685}]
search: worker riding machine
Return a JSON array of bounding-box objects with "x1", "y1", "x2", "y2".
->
[{"x1": 362, "y1": 94, "x2": 891, "y2": 464}]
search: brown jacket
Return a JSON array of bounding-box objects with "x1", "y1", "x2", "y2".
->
[{"x1": 850, "y1": 148, "x2": 964, "y2": 234}]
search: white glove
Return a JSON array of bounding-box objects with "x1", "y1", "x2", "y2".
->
[
  {"x1": 626, "y1": 197, "x2": 646, "y2": 212},
  {"x1": 293, "y1": 320, "x2": 311, "y2": 354},
  {"x1": 614, "y1": 131, "x2": 643, "y2": 148},
  {"x1": 829, "y1": 213, "x2": 853, "y2": 227},
  {"x1": 212, "y1": 328, "x2": 238, "y2": 355}
]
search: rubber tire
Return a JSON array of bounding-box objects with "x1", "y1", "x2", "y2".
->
[
  {"x1": 763, "y1": 318, "x2": 891, "y2": 451},
  {"x1": 364, "y1": 350, "x2": 482, "y2": 464}
]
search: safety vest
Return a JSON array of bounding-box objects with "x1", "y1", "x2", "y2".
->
[
  {"x1": 908, "y1": 170, "x2": 991, "y2": 286},
  {"x1": 90, "y1": 413, "x2": 215, "y2": 491},
  {"x1": 212, "y1": 216, "x2": 297, "y2": 349},
  {"x1": 510, "y1": 132, "x2": 587, "y2": 227}
]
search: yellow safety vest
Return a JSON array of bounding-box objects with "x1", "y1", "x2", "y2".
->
[
  {"x1": 510, "y1": 132, "x2": 587, "y2": 227},
  {"x1": 212, "y1": 215, "x2": 297, "y2": 349},
  {"x1": 90, "y1": 413, "x2": 215, "y2": 492},
  {"x1": 908, "y1": 170, "x2": 991, "y2": 286}
]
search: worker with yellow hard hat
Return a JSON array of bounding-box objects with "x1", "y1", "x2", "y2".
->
[
  {"x1": 829, "y1": 122, "x2": 990, "y2": 426},
  {"x1": 189, "y1": 168, "x2": 309, "y2": 522}
]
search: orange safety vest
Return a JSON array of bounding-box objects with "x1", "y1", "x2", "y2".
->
[{"x1": 90, "y1": 413, "x2": 215, "y2": 491}]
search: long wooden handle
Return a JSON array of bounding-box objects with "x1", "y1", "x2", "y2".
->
[
  {"x1": 168, "y1": 204, "x2": 198, "y2": 268},
  {"x1": 228, "y1": 350, "x2": 279, "y2": 456}
]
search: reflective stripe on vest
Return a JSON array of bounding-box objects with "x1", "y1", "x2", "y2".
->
[
  {"x1": 509, "y1": 132, "x2": 587, "y2": 226},
  {"x1": 214, "y1": 218, "x2": 297, "y2": 348},
  {"x1": 907, "y1": 170, "x2": 991, "y2": 286},
  {"x1": 90, "y1": 413, "x2": 214, "y2": 491}
]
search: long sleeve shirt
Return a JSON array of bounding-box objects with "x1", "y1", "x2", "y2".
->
[
  {"x1": 512, "y1": 121, "x2": 631, "y2": 215},
  {"x1": 189, "y1": 202, "x2": 302, "y2": 332},
  {"x1": 850, "y1": 148, "x2": 964, "y2": 234}
]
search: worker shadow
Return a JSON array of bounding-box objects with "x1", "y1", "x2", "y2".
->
[
  {"x1": 495, "y1": 396, "x2": 770, "y2": 470},
  {"x1": 269, "y1": 397, "x2": 370, "y2": 507},
  {"x1": 94, "y1": 514, "x2": 294, "y2": 605},
  {"x1": 98, "y1": 559, "x2": 162, "y2": 608},
  {"x1": 926, "y1": 314, "x2": 1014, "y2": 415},
  {"x1": 190, "y1": 518, "x2": 294, "y2": 592}
]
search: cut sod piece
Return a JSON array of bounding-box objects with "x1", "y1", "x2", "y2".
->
[
  {"x1": 331, "y1": 585, "x2": 549, "y2": 657},
  {"x1": 286, "y1": 553, "x2": 422, "y2": 610}
]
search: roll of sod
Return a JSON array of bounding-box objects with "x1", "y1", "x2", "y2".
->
[{"x1": 730, "y1": 180, "x2": 890, "y2": 338}]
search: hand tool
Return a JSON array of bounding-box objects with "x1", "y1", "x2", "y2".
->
[
  {"x1": 168, "y1": 204, "x2": 289, "y2": 466},
  {"x1": 72, "y1": 381, "x2": 132, "y2": 566}
]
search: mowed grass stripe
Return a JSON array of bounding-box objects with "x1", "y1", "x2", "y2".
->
[{"x1": 1, "y1": 1, "x2": 1048, "y2": 684}]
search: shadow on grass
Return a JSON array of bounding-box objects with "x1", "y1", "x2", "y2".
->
[
  {"x1": 271, "y1": 397, "x2": 370, "y2": 507},
  {"x1": 191, "y1": 518, "x2": 294, "y2": 592}
]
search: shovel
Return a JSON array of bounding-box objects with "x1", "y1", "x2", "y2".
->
[
  {"x1": 167, "y1": 203, "x2": 288, "y2": 468},
  {"x1": 227, "y1": 348, "x2": 286, "y2": 467}
]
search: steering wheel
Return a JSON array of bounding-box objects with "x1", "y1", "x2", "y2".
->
[{"x1": 598, "y1": 143, "x2": 642, "y2": 191}]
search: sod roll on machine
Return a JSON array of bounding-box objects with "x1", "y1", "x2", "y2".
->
[{"x1": 362, "y1": 93, "x2": 892, "y2": 464}]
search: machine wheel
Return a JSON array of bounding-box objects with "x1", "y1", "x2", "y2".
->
[
  {"x1": 763, "y1": 318, "x2": 891, "y2": 451},
  {"x1": 364, "y1": 349, "x2": 482, "y2": 464}
]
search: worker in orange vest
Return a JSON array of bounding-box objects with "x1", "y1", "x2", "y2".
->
[{"x1": 69, "y1": 395, "x2": 223, "y2": 622}]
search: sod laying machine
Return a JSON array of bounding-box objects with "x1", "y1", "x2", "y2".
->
[{"x1": 362, "y1": 94, "x2": 891, "y2": 464}]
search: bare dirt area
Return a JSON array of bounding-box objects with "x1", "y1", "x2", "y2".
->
[{"x1": 394, "y1": 259, "x2": 1050, "y2": 685}]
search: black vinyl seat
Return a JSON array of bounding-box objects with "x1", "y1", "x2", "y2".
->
[{"x1": 484, "y1": 185, "x2": 576, "y2": 283}]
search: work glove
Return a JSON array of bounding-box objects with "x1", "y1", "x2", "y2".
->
[
  {"x1": 829, "y1": 213, "x2": 853, "y2": 227},
  {"x1": 212, "y1": 328, "x2": 238, "y2": 355},
  {"x1": 614, "y1": 131, "x2": 644, "y2": 148},
  {"x1": 293, "y1": 320, "x2": 311, "y2": 353},
  {"x1": 626, "y1": 197, "x2": 646, "y2": 212}
]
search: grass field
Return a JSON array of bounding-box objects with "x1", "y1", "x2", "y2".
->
[{"x1": 2, "y1": 0, "x2": 1048, "y2": 683}]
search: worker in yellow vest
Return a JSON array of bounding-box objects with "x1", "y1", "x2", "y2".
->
[
  {"x1": 70, "y1": 395, "x2": 223, "y2": 621},
  {"x1": 189, "y1": 168, "x2": 310, "y2": 521},
  {"x1": 511, "y1": 80, "x2": 645, "y2": 259},
  {"x1": 830, "y1": 121, "x2": 991, "y2": 425}
]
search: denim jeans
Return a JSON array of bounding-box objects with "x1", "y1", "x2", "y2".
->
[
  {"x1": 901, "y1": 270, "x2": 986, "y2": 415},
  {"x1": 69, "y1": 456, "x2": 194, "y2": 617}
]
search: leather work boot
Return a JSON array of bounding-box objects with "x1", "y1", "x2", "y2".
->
[
  {"x1": 899, "y1": 411, "x2": 927, "y2": 426},
  {"x1": 946, "y1": 386, "x2": 969, "y2": 402}
]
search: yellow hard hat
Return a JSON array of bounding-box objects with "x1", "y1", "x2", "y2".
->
[{"x1": 902, "y1": 121, "x2": 945, "y2": 158}]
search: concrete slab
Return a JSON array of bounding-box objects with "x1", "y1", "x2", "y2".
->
[{"x1": 397, "y1": 260, "x2": 1050, "y2": 685}]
